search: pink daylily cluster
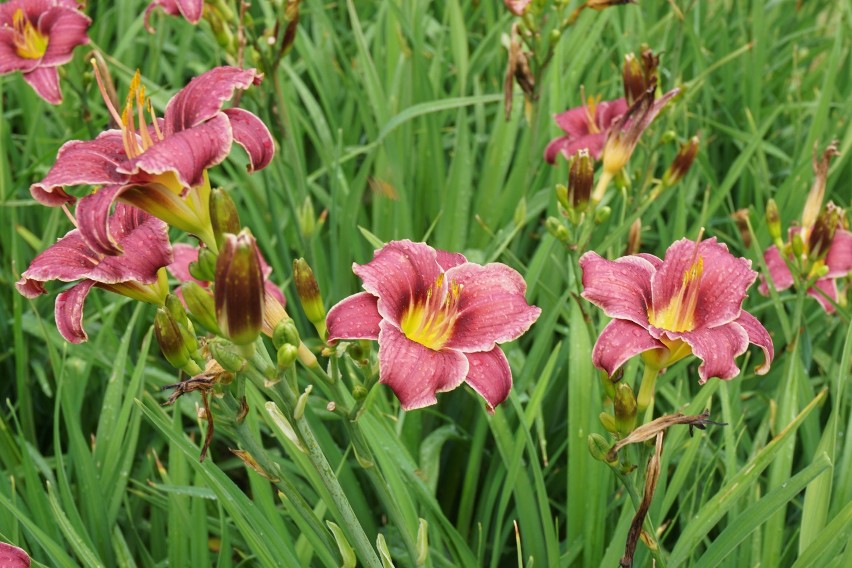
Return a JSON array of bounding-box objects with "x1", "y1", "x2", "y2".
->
[
  {"x1": 581, "y1": 237, "x2": 774, "y2": 382},
  {"x1": 0, "y1": 0, "x2": 91, "y2": 104},
  {"x1": 327, "y1": 240, "x2": 541, "y2": 410}
]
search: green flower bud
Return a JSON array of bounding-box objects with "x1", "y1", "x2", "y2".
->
[
  {"x1": 154, "y1": 306, "x2": 200, "y2": 374},
  {"x1": 293, "y1": 259, "x2": 327, "y2": 337},
  {"x1": 273, "y1": 317, "x2": 301, "y2": 349},
  {"x1": 555, "y1": 183, "x2": 571, "y2": 211},
  {"x1": 210, "y1": 188, "x2": 241, "y2": 249},
  {"x1": 416, "y1": 518, "x2": 429, "y2": 567},
  {"x1": 277, "y1": 343, "x2": 299, "y2": 372},
  {"x1": 297, "y1": 195, "x2": 316, "y2": 238},
  {"x1": 594, "y1": 206, "x2": 612, "y2": 224},
  {"x1": 215, "y1": 230, "x2": 265, "y2": 345},
  {"x1": 766, "y1": 198, "x2": 783, "y2": 249},
  {"x1": 182, "y1": 282, "x2": 221, "y2": 334},
  {"x1": 545, "y1": 216, "x2": 570, "y2": 242},
  {"x1": 792, "y1": 230, "x2": 805, "y2": 259},
  {"x1": 614, "y1": 383, "x2": 638, "y2": 436},
  {"x1": 588, "y1": 433, "x2": 616, "y2": 465},
  {"x1": 190, "y1": 247, "x2": 218, "y2": 282},
  {"x1": 209, "y1": 341, "x2": 247, "y2": 373},
  {"x1": 599, "y1": 412, "x2": 617, "y2": 434}
]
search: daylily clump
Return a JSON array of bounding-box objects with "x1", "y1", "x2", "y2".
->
[
  {"x1": 144, "y1": 0, "x2": 203, "y2": 32},
  {"x1": 580, "y1": 236, "x2": 773, "y2": 383},
  {"x1": 16, "y1": 204, "x2": 172, "y2": 343},
  {"x1": 30, "y1": 65, "x2": 275, "y2": 256},
  {"x1": 0, "y1": 0, "x2": 91, "y2": 104},
  {"x1": 544, "y1": 96, "x2": 628, "y2": 164},
  {"x1": 326, "y1": 240, "x2": 541, "y2": 411}
]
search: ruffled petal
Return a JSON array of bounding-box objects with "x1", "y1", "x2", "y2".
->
[
  {"x1": 0, "y1": 28, "x2": 29, "y2": 73},
  {"x1": 595, "y1": 98, "x2": 629, "y2": 130},
  {"x1": 759, "y1": 244, "x2": 794, "y2": 295},
  {"x1": 674, "y1": 322, "x2": 750, "y2": 383},
  {"x1": 30, "y1": 132, "x2": 129, "y2": 205},
  {"x1": 17, "y1": 228, "x2": 102, "y2": 287},
  {"x1": 442, "y1": 262, "x2": 541, "y2": 351},
  {"x1": 88, "y1": 205, "x2": 172, "y2": 284},
  {"x1": 75, "y1": 185, "x2": 127, "y2": 255},
  {"x1": 435, "y1": 249, "x2": 466, "y2": 271},
  {"x1": 144, "y1": 0, "x2": 203, "y2": 31},
  {"x1": 222, "y1": 108, "x2": 275, "y2": 172},
  {"x1": 55, "y1": 279, "x2": 95, "y2": 343},
  {"x1": 353, "y1": 240, "x2": 442, "y2": 325},
  {"x1": 118, "y1": 113, "x2": 232, "y2": 189},
  {"x1": 326, "y1": 291, "x2": 382, "y2": 342},
  {"x1": 22, "y1": 66, "x2": 62, "y2": 105},
  {"x1": 164, "y1": 66, "x2": 263, "y2": 134},
  {"x1": 464, "y1": 347, "x2": 513, "y2": 411},
  {"x1": 733, "y1": 310, "x2": 773, "y2": 375},
  {"x1": 38, "y1": 5, "x2": 91, "y2": 67},
  {"x1": 168, "y1": 243, "x2": 203, "y2": 284},
  {"x1": 592, "y1": 319, "x2": 665, "y2": 376},
  {"x1": 825, "y1": 229, "x2": 852, "y2": 278},
  {"x1": 377, "y1": 321, "x2": 469, "y2": 410},
  {"x1": 0, "y1": 540, "x2": 31, "y2": 568},
  {"x1": 808, "y1": 277, "x2": 839, "y2": 314},
  {"x1": 580, "y1": 251, "x2": 656, "y2": 328},
  {"x1": 553, "y1": 106, "x2": 591, "y2": 138}
]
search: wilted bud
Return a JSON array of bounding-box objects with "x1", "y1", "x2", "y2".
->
[
  {"x1": 545, "y1": 216, "x2": 570, "y2": 242},
  {"x1": 293, "y1": 259, "x2": 327, "y2": 336},
  {"x1": 189, "y1": 247, "x2": 218, "y2": 282},
  {"x1": 504, "y1": 24, "x2": 535, "y2": 120},
  {"x1": 154, "y1": 306, "x2": 201, "y2": 374},
  {"x1": 663, "y1": 135, "x2": 699, "y2": 187},
  {"x1": 808, "y1": 202, "x2": 843, "y2": 261},
  {"x1": 614, "y1": 383, "x2": 637, "y2": 436},
  {"x1": 281, "y1": 0, "x2": 301, "y2": 55},
  {"x1": 599, "y1": 412, "x2": 617, "y2": 433},
  {"x1": 588, "y1": 433, "x2": 617, "y2": 465},
  {"x1": 215, "y1": 231, "x2": 265, "y2": 345},
  {"x1": 731, "y1": 209, "x2": 752, "y2": 248},
  {"x1": 210, "y1": 188, "x2": 241, "y2": 249},
  {"x1": 625, "y1": 218, "x2": 641, "y2": 255},
  {"x1": 182, "y1": 282, "x2": 221, "y2": 334},
  {"x1": 640, "y1": 45, "x2": 659, "y2": 87},
  {"x1": 273, "y1": 317, "x2": 301, "y2": 350},
  {"x1": 801, "y1": 141, "x2": 839, "y2": 232},
  {"x1": 623, "y1": 53, "x2": 645, "y2": 105},
  {"x1": 766, "y1": 199, "x2": 783, "y2": 248},
  {"x1": 569, "y1": 149, "x2": 594, "y2": 209}
]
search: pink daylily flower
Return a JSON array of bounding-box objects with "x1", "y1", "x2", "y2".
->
[
  {"x1": 30, "y1": 66, "x2": 275, "y2": 256},
  {"x1": 0, "y1": 541, "x2": 30, "y2": 568},
  {"x1": 544, "y1": 97, "x2": 628, "y2": 164},
  {"x1": 16, "y1": 204, "x2": 172, "y2": 343},
  {"x1": 0, "y1": 0, "x2": 91, "y2": 104},
  {"x1": 759, "y1": 227, "x2": 852, "y2": 313},
  {"x1": 144, "y1": 0, "x2": 203, "y2": 32},
  {"x1": 504, "y1": 0, "x2": 531, "y2": 16},
  {"x1": 580, "y1": 237, "x2": 773, "y2": 383},
  {"x1": 326, "y1": 240, "x2": 541, "y2": 410}
]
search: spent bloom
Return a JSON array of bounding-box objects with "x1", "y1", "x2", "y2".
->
[
  {"x1": 145, "y1": 0, "x2": 203, "y2": 32},
  {"x1": 580, "y1": 236, "x2": 773, "y2": 383},
  {"x1": 544, "y1": 95, "x2": 628, "y2": 164},
  {"x1": 0, "y1": 0, "x2": 91, "y2": 104},
  {"x1": 16, "y1": 204, "x2": 172, "y2": 343},
  {"x1": 31, "y1": 65, "x2": 274, "y2": 256},
  {"x1": 326, "y1": 240, "x2": 541, "y2": 411}
]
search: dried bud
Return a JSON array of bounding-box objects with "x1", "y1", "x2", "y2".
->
[
  {"x1": 731, "y1": 209, "x2": 752, "y2": 248},
  {"x1": 808, "y1": 202, "x2": 843, "y2": 261},
  {"x1": 215, "y1": 231, "x2": 265, "y2": 345},
  {"x1": 210, "y1": 188, "x2": 241, "y2": 248},
  {"x1": 640, "y1": 45, "x2": 659, "y2": 87},
  {"x1": 504, "y1": 24, "x2": 535, "y2": 120},
  {"x1": 801, "y1": 141, "x2": 839, "y2": 232},
  {"x1": 569, "y1": 149, "x2": 594, "y2": 209},
  {"x1": 614, "y1": 383, "x2": 638, "y2": 436},
  {"x1": 622, "y1": 53, "x2": 645, "y2": 105},
  {"x1": 182, "y1": 282, "x2": 221, "y2": 334},
  {"x1": 766, "y1": 199, "x2": 783, "y2": 248},
  {"x1": 663, "y1": 135, "x2": 699, "y2": 187},
  {"x1": 625, "y1": 218, "x2": 641, "y2": 255},
  {"x1": 293, "y1": 259, "x2": 327, "y2": 336}
]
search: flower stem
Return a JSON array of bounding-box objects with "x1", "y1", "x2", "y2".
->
[
  {"x1": 637, "y1": 364, "x2": 660, "y2": 414},
  {"x1": 591, "y1": 170, "x2": 613, "y2": 203}
]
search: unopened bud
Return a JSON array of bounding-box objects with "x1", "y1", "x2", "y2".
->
[
  {"x1": 625, "y1": 218, "x2": 641, "y2": 255},
  {"x1": 555, "y1": 183, "x2": 571, "y2": 211},
  {"x1": 622, "y1": 53, "x2": 645, "y2": 105},
  {"x1": 766, "y1": 199, "x2": 783, "y2": 248},
  {"x1": 209, "y1": 342, "x2": 247, "y2": 373},
  {"x1": 297, "y1": 195, "x2": 316, "y2": 238},
  {"x1": 663, "y1": 135, "x2": 699, "y2": 187},
  {"x1": 808, "y1": 202, "x2": 843, "y2": 261},
  {"x1": 545, "y1": 216, "x2": 570, "y2": 242},
  {"x1": 594, "y1": 206, "x2": 612, "y2": 224},
  {"x1": 277, "y1": 343, "x2": 299, "y2": 371},
  {"x1": 154, "y1": 306, "x2": 200, "y2": 373},
  {"x1": 210, "y1": 188, "x2": 241, "y2": 248},
  {"x1": 215, "y1": 230, "x2": 265, "y2": 345},
  {"x1": 190, "y1": 247, "x2": 218, "y2": 282},
  {"x1": 801, "y1": 141, "x2": 839, "y2": 232},
  {"x1": 791, "y1": 231, "x2": 805, "y2": 259},
  {"x1": 599, "y1": 412, "x2": 617, "y2": 434},
  {"x1": 569, "y1": 149, "x2": 594, "y2": 209},
  {"x1": 273, "y1": 317, "x2": 300, "y2": 349},
  {"x1": 293, "y1": 259, "x2": 327, "y2": 336},
  {"x1": 182, "y1": 282, "x2": 221, "y2": 334},
  {"x1": 731, "y1": 209, "x2": 752, "y2": 248},
  {"x1": 416, "y1": 518, "x2": 429, "y2": 567},
  {"x1": 588, "y1": 433, "x2": 616, "y2": 465},
  {"x1": 614, "y1": 383, "x2": 637, "y2": 436}
]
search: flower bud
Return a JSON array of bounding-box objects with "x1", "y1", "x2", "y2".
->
[
  {"x1": 731, "y1": 209, "x2": 752, "y2": 248},
  {"x1": 416, "y1": 518, "x2": 429, "y2": 567},
  {"x1": 154, "y1": 306, "x2": 201, "y2": 373},
  {"x1": 808, "y1": 202, "x2": 842, "y2": 261},
  {"x1": 801, "y1": 141, "x2": 839, "y2": 232},
  {"x1": 293, "y1": 259, "x2": 327, "y2": 337},
  {"x1": 599, "y1": 412, "x2": 617, "y2": 433},
  {"x1": 190, "y1": 247, "x2": 218, "y2": 282},
  {"x1": 215, "y1": 231, "x2": 265, "y2": 345},
  {"x1": 588, "y1": 433, "x2": 617, "y2": 465},
  {"x1": 625, "y1": 218, "x2": 641, "y2": 255},
  {"x1": 568, "y1": 149, "x2": 594, "y2": 210},
  {"x1": 623, "y1": 53, "x2": 645, "y2": 105},
  {"x1": 791, "y1": 230, "x2": 805, "y2": 259},
  {"x1": 273, "y1": 317, "x2": 301, "y2": 349},
  {"x1": 182, "y1": 282, "x2": 221, "y2": 334},
  {"x1": 594, "y1": 206, "x2": 612, "y2": 224},
  {"x1": 766, "y1": 199, "x2": 783, "y2": 248},
  {"x1": 545, "y1": 216, "x2": 570, "y2": 243},
  {"x1": 614, "y1": 383, "x2": 637, "y2": 436},
  {"x1": 663, "y1": 135, "x2": 699, "y2": 187},
  {"x1": 210, "y1": 188, "x2": 241, "y2": 249},
  {"x1": 555, "y1": 183, "x2": 571, "y2": 211},
  {"x1": 209, "y1": 341, "x2": 247, "y2": 373},
  {"x1": 297, "y1": 195, "x2": 316, "y2": 238},
  {"x1": 277, "y1": 343, "x2": 299, "y2": 372}
]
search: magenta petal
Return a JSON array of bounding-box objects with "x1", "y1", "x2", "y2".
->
[
  {"x1": 825, "y1": 229, "x2": 852, "y2": 278},
  {"x1": 354, "y1": 240, "x2": 442, "y2": 325},
  {"x1": 442, "y1": 262, "x2": 541, "y2": 351},
  {"x1": 23, "y1": 66, "x2": 62, "y2": 105},
  {"x1": 75, "y1": 185, "x2": 126, "y2": 255},
  {"x1": 553, "y1": 106, "x2": 591, "y2": 137},
  {"x1": 327, "y1": 292, "x2": 382, "y2": 342},
  {"x1": 88, "y1": 205, "x2": 172, "y2": 284},
  {"x1": 544, "y1": 136, "x2": 570, "y2": 164},
  {"x1": 733, "y1": 310, "x2": 774, "y2": 375},
  {"x1": 759, "y1": 245, "x2": 794, "y2": 295},
  {"x1": 18, "y1": 229, "x2": 102, "y2": 285},
  {"x1": 168, "y1": 243, "x2": 203, "y2": 284},
  {"x1": 119, "y1": 113, "x2": 232, "y2": 188},
  {"x1": 580, "y1": 251, "x2": 656, "y2": 328},
  {"x1": 808, "y1": 278, "x2": 839, "y2": 314},
  {"x1": 222, "y1": 108, "x2": 275, "y2": 172},
  {"x1": 592, "y1": 319, "x2": 664, "y2": 376},
  {"x1": 435, "y1": 249, "x2": 466, "y2": 271},
  {"x1": 55, "y1": 280, "x2": 95, "y2": 343},
  {"x1": 0, "y1": 541, "x2": 30, "y2": 568},
  {"x1": 377, "y1": 321, "x2": 469, "y2": 410},
  {"x1": 38, "y1": 6, "x2": 91, "y2": 66},
  {"x1": 596, "y1": 98, "x2": 629, "y2": 129},
  {"x1": 465, "y1": 347, "x2": 513, "y2": 411},
  {"x1": 174, "y1": 0, "x2": 203, "y2": 22},
  {"x1": 164, "y1": 66, "x2": 262, "y2": 134},
  {"x1": 676, "y1": 322, "x2": 750, "y2": 383}
]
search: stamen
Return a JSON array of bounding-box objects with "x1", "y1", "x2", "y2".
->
[
  {"x1": 148, "y1": 99, "x2": 164, "y2": 141},
  {"x1": 91, "y1": 59, "x2": 124, "y2": 127},
  {"x1": 136, "y1": 80, "x2": 155, "y2": 149},
  {"x1": 61, "y1": 203, "x2": 78, "y2": 228}
]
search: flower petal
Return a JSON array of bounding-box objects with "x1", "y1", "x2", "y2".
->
[
  {"x1": 89, "y1": 204, "x2": 172, "y2": 284},
  {"x1": 38, "y1": 5, "x2": 91, "y2": 67},
  {"x1": 55, "y1": 280, "x2": 95, "y2": 343},
  {"x1": 464, "y1": 347, "x2": 513, "y2": 411},
  {"x1": 808, "y1": 277, "x2": 839, "y2": 314},
  {"x1": 825, "y1": 228, "x2": 852, "y2": 278},
  {"x1": 0, "y1": 541, "x2": 31, "y2": 568},
  {"x1": 758, "y1": 245, "x2": 794, "y2": 295},
  {"x1": 353, "y1": 240, "x2": 442, "y2": 325},
  {"x1": 118, "y1": 113, "x2": 233, "y2": 189},
  {"x1": 17, "y1": 228, "x2": 103, "y2": 289},
  {"x1": 553, "y1": 106, "x2": 591, "y2": 138},
  {"x1": 326, "y1": 291, "x2": 382, "y2": 342},
  {"x1": 734, "y1": 310, "x2": 774, "y2": 375},
  {"x1": 164, "y1": 66, "x2": 263, "y2": 134},
  {"x1": 168, "y1": 243, "x2": 204, "y2": 284},
  {"x1": 74, "y1": 185, "x2": 127, "y2": 255},
  {"x1": 592, "y1": 318, "x2": 665, "y2": 376},
  {"x1": 436, "y1": 249, "x2": 467, "y2": 271},
  {"x1": 442, "y1": 262, "x2": 541, "y2": 351},
  {"x1": 22, "y1": 66, "x2": 62, "y2": 105},
  {"x1": 222, "y1": 108, "x2": 275, "y2": 172},
  {"x1": 580, "y1": 251, "x2": 656, "y2": 328},
  {"x1": 595, "y1": 98, "x2": 629, "y2": 130},
  {"x1": 675, "y1": 322, "x2": 750, "y2": 383},
  {"x1": 377, "y1": 321, "x2": 468, "y2": 410}
]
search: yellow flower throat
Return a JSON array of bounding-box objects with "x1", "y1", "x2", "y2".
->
[
  {"x1": 399, "y1": 274, "x2": 462, "y2": 351},
  {"x1": 13, "y1": 9, "x2": 49, "y2": 60},
  {"x1": 648, "y1": 255, "x2": 704, "y2": 333}
]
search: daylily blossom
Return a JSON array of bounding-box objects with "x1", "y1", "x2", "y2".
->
[
  {"x1": 504, "y1": 0, "x2": 531, "y2": 17},
  {"x1": 30, "y1": 65, "x2": 275, "y2": 256},
  {"x1": 544, "y1": 96, "x2": 628, "y2": 164},
  {"x1": 16, "y1": 204, "x2": 172, "y2": 343},
  {"x1": 144, "y1": 0, "x2": 203, "y2": 32},
  {"x1": 0, "y1": 0, "x2": 91, "y2": 104},
  {"x1": 326, "y1": 240, "x2": 541, "y2": 410},
  {"x1": 580, "y1": 236, "x2": 773, "y2": 383}
]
